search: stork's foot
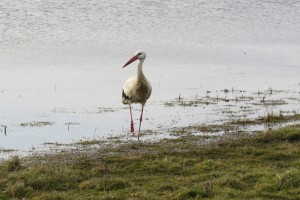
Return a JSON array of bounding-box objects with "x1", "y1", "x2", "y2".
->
[
  {"x1": 138, "y1": 131, "x2": 140, "y2": 141},
  {"x1": 130, "y1": 121, "x2": 134, "y2": 133}
]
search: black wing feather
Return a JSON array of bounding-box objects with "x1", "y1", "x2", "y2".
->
[{"x1": 122, "y1": 89, "x2": 129, "y2": 100}]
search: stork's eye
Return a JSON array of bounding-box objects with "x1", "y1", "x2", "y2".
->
[{"x1": 137, "y1": 53, "x2": 142, "y2": 56}]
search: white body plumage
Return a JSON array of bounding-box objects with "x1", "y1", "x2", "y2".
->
[{"x1": 122, "y1": 76, "x2": 152, "y2": 105}]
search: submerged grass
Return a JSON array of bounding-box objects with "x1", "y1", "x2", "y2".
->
[
  {"x1": 20, "y1": 121, "x2": 54, "y2": 127},
  {"x1": 1, "y1": 124, "x2": 300, "y2": 199}
]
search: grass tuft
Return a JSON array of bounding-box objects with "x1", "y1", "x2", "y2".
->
[
  {"x1": 255, "y1": 124, "x2": 300, "y2": 143},
  {"x1": 277, "y1": 169, "x2": 300, "y2": 190},
  {"x1": 5, "y1": 156, "x2": 22, "y2": 172},
  {"x1": 4, "y1": 180, "x2": 32, "y2": 198},
  {"x1": 79, "y1": 178, "x2": 129, "y2": 191}
]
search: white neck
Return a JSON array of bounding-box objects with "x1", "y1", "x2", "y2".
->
[{"x1": 137, "y1": 59, "x2": 145, "y2": 79}]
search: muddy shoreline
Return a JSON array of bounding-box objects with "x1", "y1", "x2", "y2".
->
[{"x1": 0, "y1": 87, "x2": 299, "y2": 161}]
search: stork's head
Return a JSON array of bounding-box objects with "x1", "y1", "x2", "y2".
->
[{"x1": 122, "y1": 50, "x2": 146, "y2": 68}]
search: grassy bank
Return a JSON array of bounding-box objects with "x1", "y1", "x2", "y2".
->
[{"x1": 1, "y1": 125, "x2": 300, "y2": 199}]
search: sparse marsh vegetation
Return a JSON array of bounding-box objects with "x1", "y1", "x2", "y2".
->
[
  {"x1": 1, "y1": 86, "x2": 299, "y2": 156},
  {"x1": 170, "y1": 112, "x2": 300, "y2": 137},
  {"x1": 20, "y1": 121, "x2": 54, "y2": 127}
]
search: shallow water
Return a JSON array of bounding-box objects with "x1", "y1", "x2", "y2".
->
[{"x1": 0, "y1": 0, "x2": 300, "y2": 159}]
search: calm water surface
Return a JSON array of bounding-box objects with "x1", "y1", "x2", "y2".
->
[{"x1": 0, "y1": 0, "x2": 300, "y2": 157}]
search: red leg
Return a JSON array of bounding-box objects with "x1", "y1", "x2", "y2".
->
[
  {"x1": 138, "y1": 105, "x2": 144, "y2": 140},
  {"x1": 129, "y1": 105, "x2": 134, "y2": 133}
]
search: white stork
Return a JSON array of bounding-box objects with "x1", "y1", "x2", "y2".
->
[{"x1": 122, "y1": 50, "x2": 152, "y2": 140}]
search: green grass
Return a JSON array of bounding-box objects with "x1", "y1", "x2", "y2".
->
[
  {"x1": 232, "y1": 113, "x2": 300, "y2": 125},
  {"x1": 1, "y1": 124, "x2": 300, "y2": 199}
]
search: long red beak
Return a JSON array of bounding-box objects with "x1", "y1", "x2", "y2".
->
[{"x1": 122, "y1": 56, "x2": 138, "y2": 68}]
